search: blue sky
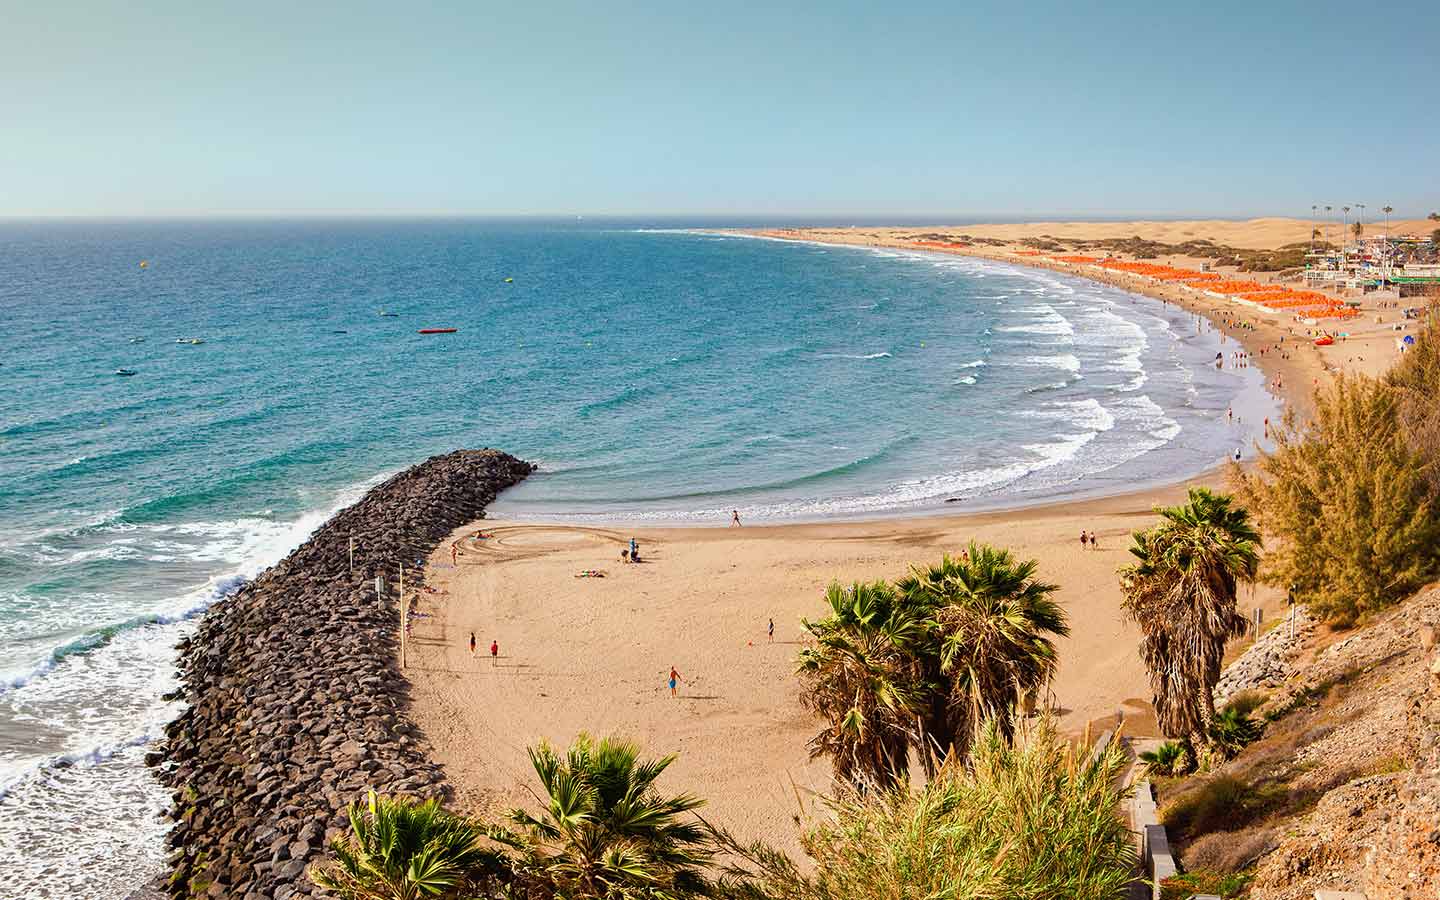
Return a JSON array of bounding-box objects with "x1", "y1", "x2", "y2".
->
[{"x1": 3, "y1": 0, "x2": 1437, "y2": 218}]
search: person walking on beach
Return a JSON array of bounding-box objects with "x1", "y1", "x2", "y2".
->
[
  {"x1": 768, "y1": 618, "x2": 774, "y2": 643},
  {"x1": 490, "y1": 639, "x2": 499, "y2": 665},
  {"x1": 469, "y1": 631, "x2": 476, "y2": 658},
  {"x1": 1079, "y1": 530, "x2": 1088, "y2": 549},
  {"x1": 1089, "y1": 531, "x2": 1099, "y2": 550},
  {"x1": 451, "y1": 543, "x2": 457, "y2": 566},
  {"x1": 669, "y1": 665, "x2": 683, "y2": 697},
  {"x1": 731, "y1": 509, "x2": 742, "y2": 527}
]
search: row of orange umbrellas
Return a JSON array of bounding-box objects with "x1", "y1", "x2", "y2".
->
[{"x1": 1029, "y1": 252, "x2": 1359, "y2": 321}]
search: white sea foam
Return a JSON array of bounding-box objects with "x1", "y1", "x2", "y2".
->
[
  {"x1": 1015, "y1": 353, "x2": 1082, "y2": 373},
  {"x1": 997, "y1": 304, "x2": 1076, "y2": 338},
  {"x1": 1022, "y1": 398, "x2": 1116, "y2": 433},
  {"x1": 0, "y1": 474, "x2": 384, "y2": 899},
  {"x1": 817, "y1": 351, "x2": 891, "y2": 360}
]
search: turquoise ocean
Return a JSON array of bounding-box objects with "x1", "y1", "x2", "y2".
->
[{"x1": 0, "y1": 221, "x2": 1275, "y2": 898}]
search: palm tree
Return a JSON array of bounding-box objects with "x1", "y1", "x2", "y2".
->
[
  {"x1": 797, "y1": 580, "x2": 932, "y2": 786},
  {"x1": 498, "y1": 734, "x2": 714, "y2": 898},
  {"x1": 897, "y1": 544, "x2": 1068, "y2": 761},
  {"x1": 1325, "y1": 205, "x2": 1334, "y2": 246},
  {"x1": 1383, "y1": 205, "x2": 1394, "y2": 237},
  {"x1": 314, "y1": 791, "x2": 500, "y2": 900},
  {"x1": 1353, "y1": 221, "x2": 1364, "y2": 241},
  {"x1": 1119, "y1": 488, "x2": 1260, "y2": 764}
]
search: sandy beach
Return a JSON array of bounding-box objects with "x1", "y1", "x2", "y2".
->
[
  {"x1": 406, "y1": 476, "x2": 1289, "y2": 857},
  {"x1": 393, "y1": 217, "x2": 1432, "y2": 854}
]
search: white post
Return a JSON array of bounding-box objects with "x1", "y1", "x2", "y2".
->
[
  {"x1": 349, "y1": 537, "x2": 355, "y2": 573},
  {"x1": 399, "y1": 562, "x2": 407, "y2": 669}
]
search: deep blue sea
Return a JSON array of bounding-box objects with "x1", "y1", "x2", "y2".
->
[{"x1": 0, "y1": 220, "x2": 1275, "y2": 897}]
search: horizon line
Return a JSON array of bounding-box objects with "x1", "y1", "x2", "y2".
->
[{"x1": 1, "y1": 210, "x2": 1423, "y2": 224}]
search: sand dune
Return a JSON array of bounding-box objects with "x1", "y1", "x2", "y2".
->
[{"x1": 803, "y1": 217, "x2": 1436, "y2": 251}]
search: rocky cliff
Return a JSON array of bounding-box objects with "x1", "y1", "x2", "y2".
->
[{"x1": 151, "y1": 449, "x2": 534, "y2": 900}]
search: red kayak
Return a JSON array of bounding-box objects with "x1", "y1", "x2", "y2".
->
[{"x1": 418, "y1": 328, "x2": 458, "y2": 334}]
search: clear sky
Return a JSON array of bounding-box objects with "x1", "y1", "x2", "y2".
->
[{"x1": 3, "y1": 0, "x2": 1437, "y2": 219}]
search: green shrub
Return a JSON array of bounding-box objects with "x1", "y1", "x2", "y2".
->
[
  {"x1": 725, "y1": 717, "x2": 1137, "y2": 900},
  {"x1": 1232, "y1": 374, "x2": 1440, "y2": 625},
  {"x1": 1225, "y1": 690, "x2": 1268, "y2": 717},
  {"x1": 313, "y1": 791, "x2": 501, "y2": 900},
  {"x1": 1162, "y1": 775, "x2": 1286, "y2": 841},
  {"x1": 1160, "y1": 869, "x2": 1254, "y2": 900},
  {"x1": 1211, "y1": 705, "x2": 1264, "y2": 758},
  {"x1": 1139, "y1": 741, "x2": 1190, "y2": 777}
]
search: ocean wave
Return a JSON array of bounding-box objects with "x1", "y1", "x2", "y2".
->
[
  {"x1": 0, "y1": 478, "x2": 373, "y2": 696},
  {"x1": 996, "y1": 305, "x2": 1075, "y2": 338},
  {"x1": 1022, "y1": 398, "x2": 1116, "y2": 433},
  {"x1": 816, "y1": 351, "x2": 892, "y2": 360},
  {"x1": 958, "y1": 359, "x2": 988, "y2": 369},
  {"x1": 1015, "y1": 353, "x2": 1082, "y2": 373},
  {"x1": 0, "y1": 730, "x2": 160, "y2": 804},
  {"x1": 0, "y1": 574, "x2": 245, "y2": 694},
  {"x1": 1024, "y1": 379, "x2": 1075, "y2": 394},
  {"x1": 576, "y1": 385, "x2": 648, "y2": 417},
  {"x1": 953, "y1": 375, "x2": 978, "y2": 386}
]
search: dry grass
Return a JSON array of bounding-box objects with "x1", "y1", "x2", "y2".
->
[{"x1": 1180, "y1": 826, "x2": 1279, "y2": 873}]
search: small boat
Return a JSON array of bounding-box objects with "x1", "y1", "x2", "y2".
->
[
  {"x1": 174, "y1": 337, "x2": 205, "y2": 345},
  {"x1": 1314, "y1": 336, "x2": 1335, "y2": 346},
  {"x1": 115, "y1": 368, "x2": 137, "y2": 377},
  {"x1": 378, "y1": 309, "x2": 399, "y2": 317},
  {"x1": 418, "y1": 328, "x2": 458, "y2": 335},
  {"x1": 129, "y1": 337, "x2": 146, "y2": 344},
  {"x1": 504, "y1": 277, "x2": 514, "y2": 283}
]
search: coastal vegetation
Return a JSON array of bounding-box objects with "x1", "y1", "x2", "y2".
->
[
  {"x1": 1119, "y1": 488, "x2": 1260, "y2": 767},
  {"x1": 315, "y1": 720, "x2": 1138, "y2": 900},
  {"x1": 1011, "y1": 233, "x2": 1329, "y2": 271},
  {"x1": 728, "y1": 718, "x2": 1136, "y2": 900},
  {"x1": 796, "y1": 544, "x2": 1068, "y2": 787},
  {"x1": 492, "y1": 735, "x2": 717, "y2": 899},
  {"x1": 795, "y1": 581, "x2": 929, "y2": 786},
  {"x1": 1233, "y1": 319, "x2": 1440, "y2": 625},
  {"x1": 314, "y1": 792, "x2": 500, "y2": 900},
  {"x1": 319, "y1": 735, "x2": 729, "y2": 900}
]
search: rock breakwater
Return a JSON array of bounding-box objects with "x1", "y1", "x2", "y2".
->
[{"x1": 151, "y1": 449, "x2": 534, "y2": 900}]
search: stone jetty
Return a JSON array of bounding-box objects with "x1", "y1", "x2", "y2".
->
[{"x1": 150, "y1": 449, "x2": 534, "y2": 900}]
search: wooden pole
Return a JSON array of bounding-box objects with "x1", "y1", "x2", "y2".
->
[
  {"x1": 349, "y1": 537, "x2": 354, "y2": 573},
  {"x1": 399, "y1": 562, "x2": 407, "y2": 669}
]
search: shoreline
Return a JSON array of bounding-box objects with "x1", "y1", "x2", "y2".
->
[
  {"x1": 488, "y1": 230, "x2": 1290, "y2": 529},
  {"x1": 730, "y1": 228, "x2": 1335, "y2": 419},
  {"x1": 404, "y1": 223, "x2": 1418, "y2": 859}
]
